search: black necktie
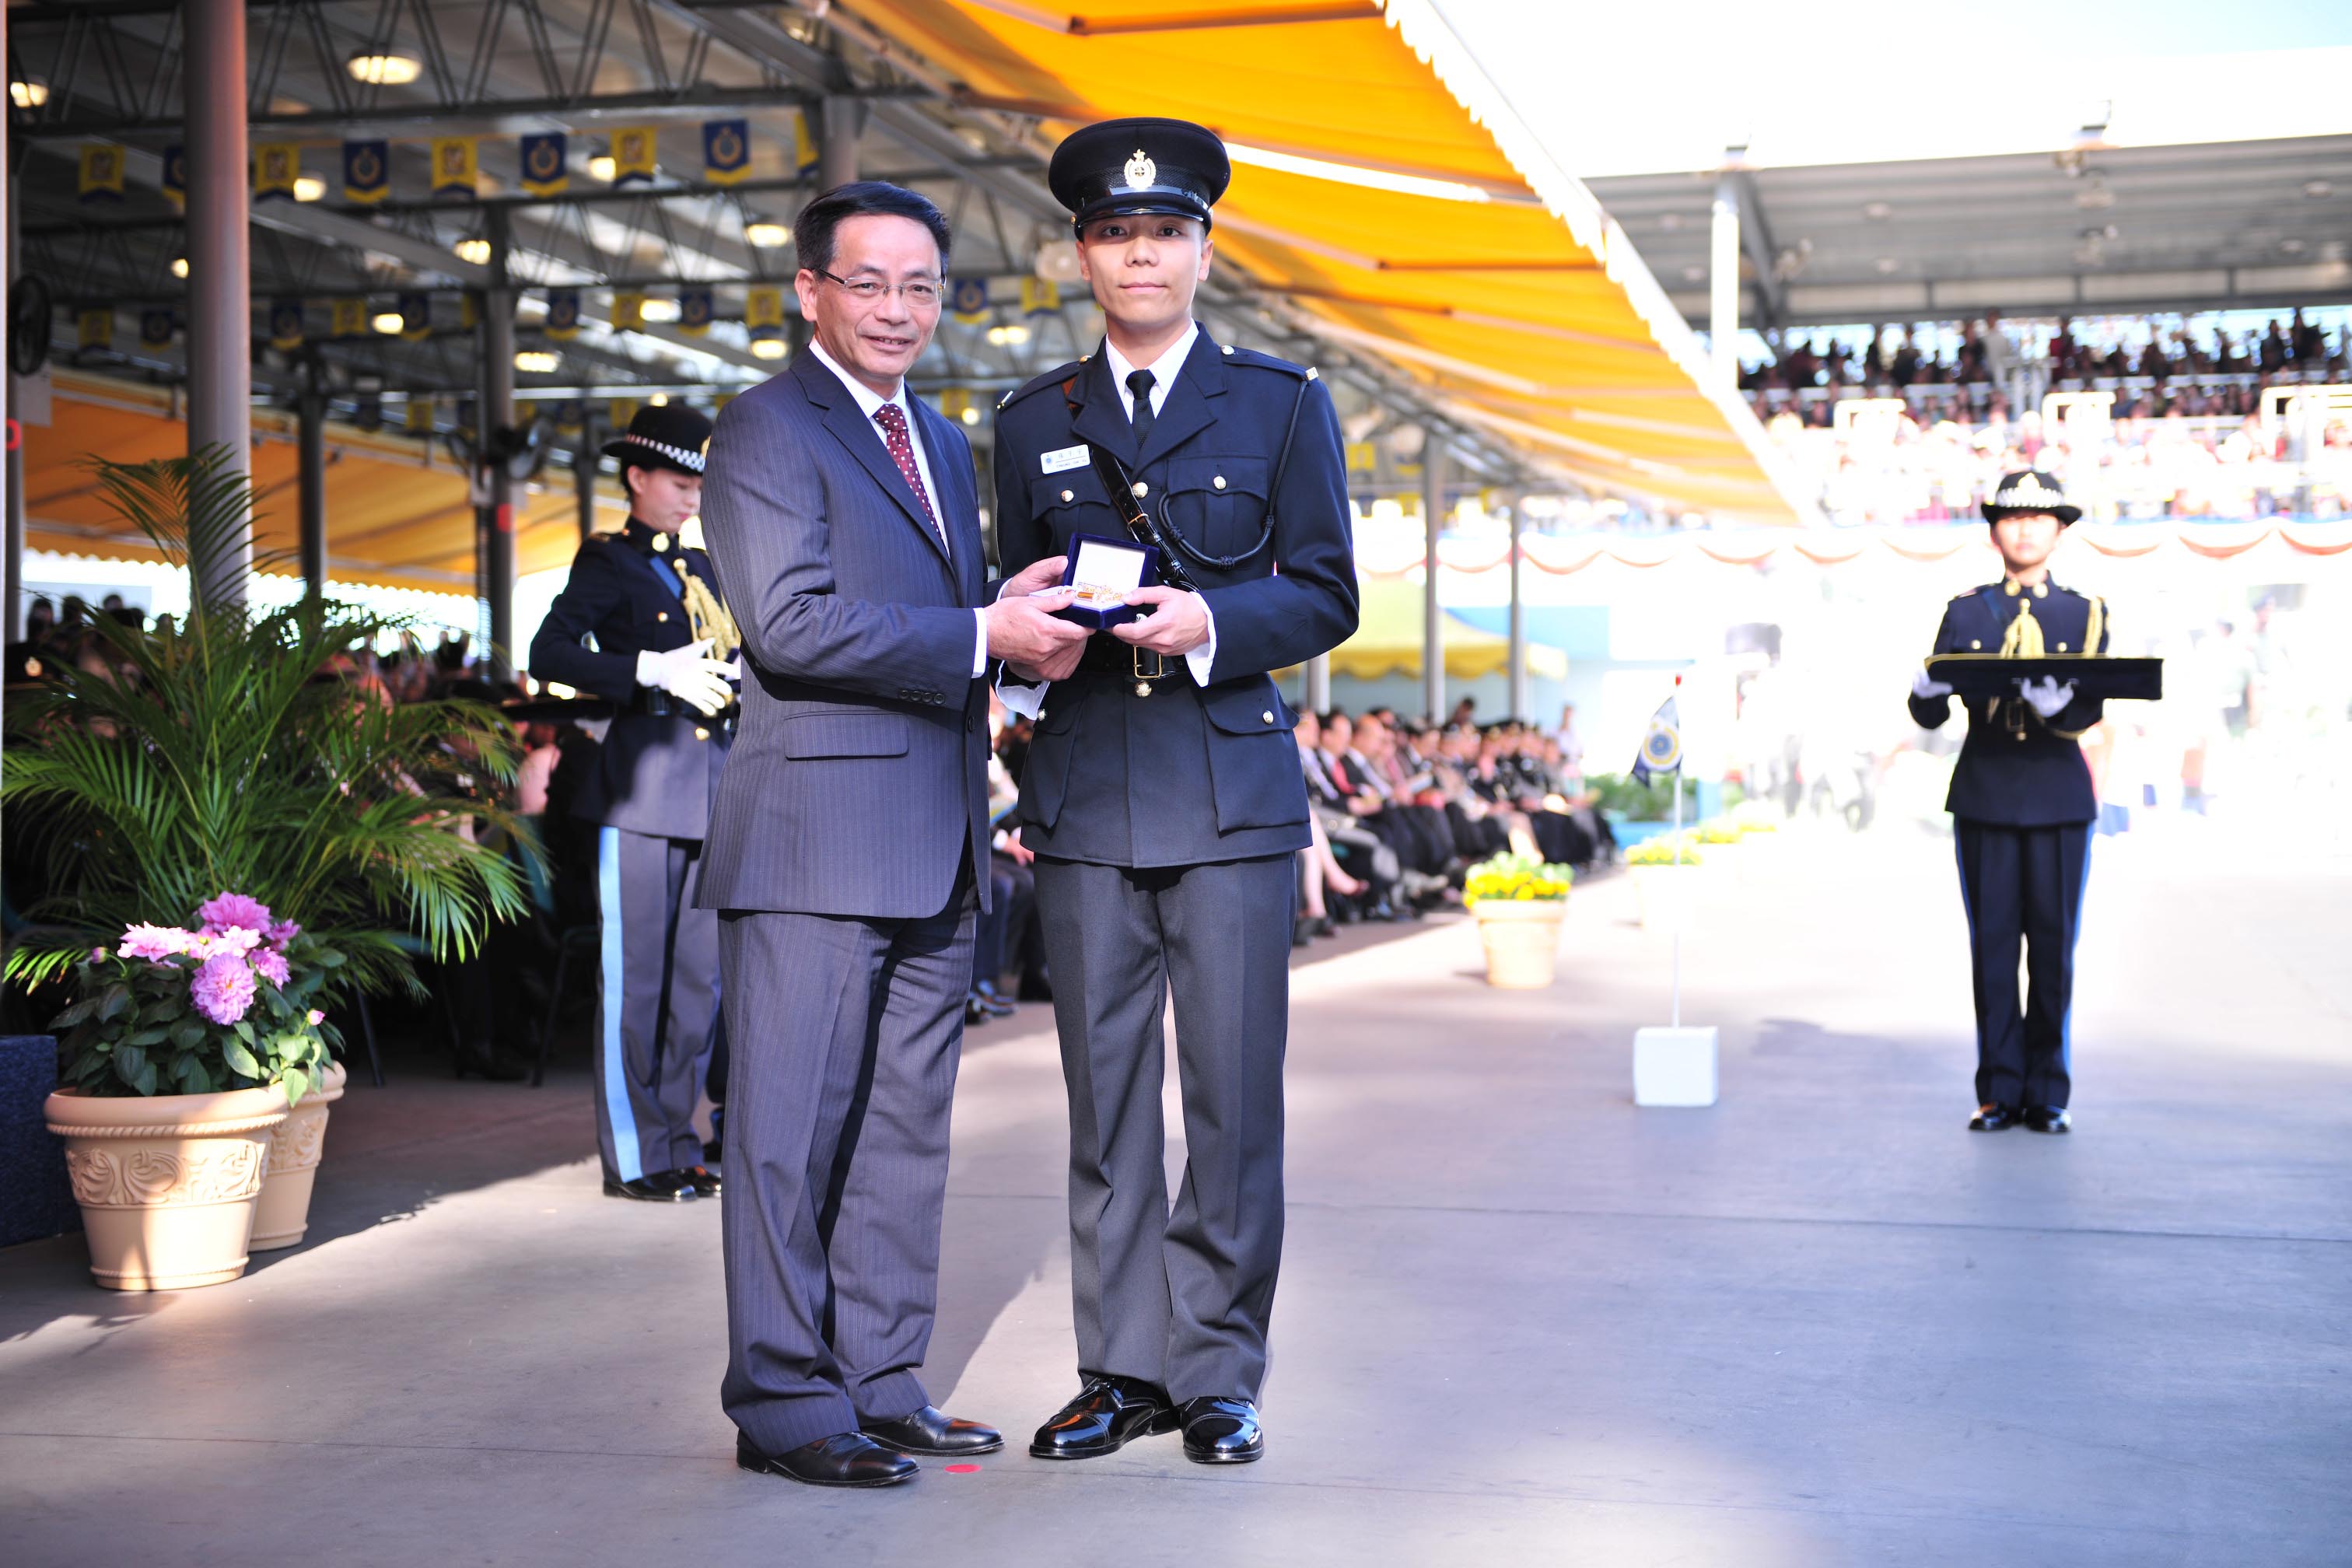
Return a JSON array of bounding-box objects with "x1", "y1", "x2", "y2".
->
[{"x1": 1126, "y1": 368, "x2": 1157, "y2": 452}]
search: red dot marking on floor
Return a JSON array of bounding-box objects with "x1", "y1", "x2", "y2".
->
[{"x1": 944, "y1": 1464, "x2": 982, "y2": 1474}]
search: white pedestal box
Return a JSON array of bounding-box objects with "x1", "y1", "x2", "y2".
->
[{"x1": 1633, "y1": 1026, "x2": 1718, "y2": 1107}]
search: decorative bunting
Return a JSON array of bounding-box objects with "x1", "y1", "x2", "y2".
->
[
  {"x1": 745, "y1": 285, "x2": 786, "y2": 334},
  {"x1": 399, "y1": 291, "x2": 432, "y2": 341},
  {"x1": 609, "y1": 397, "x2": 641, "y2": 435},
  {"x1": 343, "y1": 139, "x2": 390, "y2": 204},
  {"x1": 676, "y1": 288, "x2": 713, "y2": 336},
  {"x1": 77, "y1": 306, "x2": 114, "y2": 352},
  {"x1": 792, "y1": 110, "x2": 820, "y2": 173},
  {"x1": 268, "y1": 299, "x2": 305, "y2": 351},
  {"x1": 551, "y1": 399, "x2": 585, "y2": 432},
  {"x1": 331, "y1": 298, "x2": 369, "y2": 338},
  {"x1": 520, "y1": 132, "x2": 568, "y2": 198},
  {"x1": 950, "y1": 277, "x2": 989, "y2": 323},
  {"x1": 161, "y1": 144, "x2": 187, "y2": 207},
  {"x1": 460, "y1": 294, "x2": 479, "y2": 331},
  {"x1": 1020, "y1": 277, "x2": 1060, "y2": 317},
  {"x1": 79, "y1": 144, "x2": 127, "y2": 202},
  {"x1": 545, "y1": 289, "x2": 581, "y2": 341},
  {"x1": 138, "y1": 306, "x2": 175, "y2": 348},
  {"x1": 430, "y1": 136, "x2": 478, "y2": 199},
  {"x1": 611, "y1": 291, "x2": 646, "y2": 331},
  {"x1": 254, "y1": 142, "x2": 299, "y2": 201},
  {"x1": 611, "y1": 126, "x2": 658, "y2": 186},
  {"x1": 407, "y1": 396, "x2": 435, "y2": 434},
  {"x1": 702, "y1": 120, "x2": 751, "y2": 185}
]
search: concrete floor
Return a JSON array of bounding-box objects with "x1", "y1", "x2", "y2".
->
[{"x1": 4, "y1": 821, "x2": 2347, "y2": 1567}]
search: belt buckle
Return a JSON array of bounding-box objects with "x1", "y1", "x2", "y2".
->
[{"x1": 1132, "y1": 647, "x2": 1165, "y2": 697}]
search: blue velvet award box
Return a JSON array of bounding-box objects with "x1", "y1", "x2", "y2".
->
[{"x1": 1049, "y1": 534, "x2": 1159, "y2": 631}]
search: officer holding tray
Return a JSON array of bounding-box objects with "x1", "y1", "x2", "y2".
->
[
  {"x1": 992, "y1": 117, "x2": 1357, "y2": 1465},
  {"x1": 1908, "y1": 469, "x2": 2110, "y2": 1136},
  {"x1": 530, "y1": 404, "x2": 737, "y2": 1202}
]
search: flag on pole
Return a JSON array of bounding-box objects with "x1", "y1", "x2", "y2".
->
[
  {"x1": 342, "y1": 139, "x2": 389, "y2": 203},
  {"x1": 1630, "y1": 695, "x2": 1682, "y2": 786},
  {"x1": 519, "y1": 132, "x2": 569, "y2": 198}
]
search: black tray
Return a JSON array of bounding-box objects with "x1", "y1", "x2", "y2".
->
[{"x1": 1924, "y1": 655, "x2": 2163, "y2": 702}]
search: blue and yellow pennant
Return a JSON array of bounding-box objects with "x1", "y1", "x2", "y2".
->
[
  {"x1": 343, "y1": 139, "x2": 389, "y2": 204},
  {"x1": 520, "y1": 132, "x2": 568, "y2": 198},
  {"x1": 702, "y1": 120, "x2": 751, "y2": 186}
]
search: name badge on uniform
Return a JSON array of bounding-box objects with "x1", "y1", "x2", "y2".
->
[{"x1": 1040, "y1": 444, "x2": 1090, "y2": 474}]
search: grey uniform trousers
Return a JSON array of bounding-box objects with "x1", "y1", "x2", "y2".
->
[
  {"x1": 716, "y1": 867, "x2": 975, "y2": 1455},
  {"x1": 1031, "y1": 852, "x2": 1293, "y2": 1405},
  {"x1": 593, "y1": 825, "x2": 719, "y2": 1185}
]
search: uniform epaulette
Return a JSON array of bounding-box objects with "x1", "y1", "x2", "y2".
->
[
  {"x1": 1221, "y1": 344, "x2": 1314, "y2": 380},
  {"x1": 998, "y1": 362, "x2": 1082, "y2": 412}
]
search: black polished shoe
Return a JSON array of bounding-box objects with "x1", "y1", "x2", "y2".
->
[
  {"x1": 2022, "y1": 1105, "x2": 2073, "y2": 1134},
  {"x1": 863, "y1": 1405, "x2": 1003, "y2": 1457},
  {"x1": 1968, "y1": 1104, "x2": 2022, "y2": 1132},
  {"x1": 604, "y1": 1169, "x2": 697, "y2": 1202},
  {"x1": 1179, "y1": 1396, "x2": 1264, "y2": 1465},
  {"x1": 1028, "y1": 1374, "x2": 1180, "y2": 1460},
  {"x1": 681, "y1": 1164, "x2": 723, "y2": 1197},
  {"x1": 737, "y1": 1431, "x2": 916, "y2": 1489}
]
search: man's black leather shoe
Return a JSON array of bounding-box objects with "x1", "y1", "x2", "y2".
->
[
  {"x1": 1179, "y1": 1396, "x2": 1264, "y2": 1465},
  {"x1": 682, "y1": 1164, "x2": 722, "y2": 1197},
  {"x1": 604, "y1": 1170, "x2": 697, "y2": 1201},
  {"x1": 737, "y1": 1432, "x2": 916, "y2": 1488},
  {"x1": 863, "y1": 1405, "x2": 1003, "y2": 1457},
  {"x1": 1968, "y1": 1104, "x2": 2021, "y2": 1132},
  {"x1": 1028, "y1": 1375, "x2": 1179, "y2": 1459},
  {"x1": 2023, "y1": 1105, "x2": 2072, "y2": 1134}
]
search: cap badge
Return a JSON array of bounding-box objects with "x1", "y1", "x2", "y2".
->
[{"x1": 1122, "y1": 149, "x2": 1157, "y2": 190}]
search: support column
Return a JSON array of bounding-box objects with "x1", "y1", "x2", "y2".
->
[
  {"x1": 478, "y1": 207, "x2": 517, "y2": 681},
  {"x1": 819, "y1": 96, "x2": 863, "y2": 190},
  {"x1": 1304, "y1": 653, "x2": 1330, "y2": 716},
  {"x1": 296, "y1": 366, "x2": 327, "y2": 597},
  {"x1": 185, "y1": 0, "x2": 251, "y2": 609},
  {"x1": 1507, "y1": 495, "x2": 1528, "y2": 723},
  {"x1": 3, "y1": 110, "x2": 21, "y2": 645},
  {"x1": 1710, "y1": 176, "x2": 1740, "y2": 390},
  {"x1": 1421, "y1": 440, "x2": 1444, "y2": 726}
]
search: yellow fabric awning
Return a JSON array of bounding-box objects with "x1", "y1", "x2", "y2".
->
[
  {"x1": 22, "y1": 372, "x2": 621, "y2": 593},
  {"x1": 1324, "y1": 576, "x2": 1566, "y2": 681},
  {"x1": 849, "y1": 0, "x2": 1807, "y2": 523}
]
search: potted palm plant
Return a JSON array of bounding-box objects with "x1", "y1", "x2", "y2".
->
[
  {"x1": 5, "y1": 448, "x2": 529, "y2": 1287},
  {"x1": 1463, "y1": 852, "x2": 1573, "y2": 989}
]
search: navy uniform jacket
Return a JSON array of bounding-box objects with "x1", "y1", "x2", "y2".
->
[
  {"x1": 993, "y1": 331, "x2": 1358, "y2": 868},
  {"x1": 1908, "y1": 579, "x2": 2109, "y2": 827},
  {"x1": 527, "y1": 516, "x2": 733, "y2": 841}
]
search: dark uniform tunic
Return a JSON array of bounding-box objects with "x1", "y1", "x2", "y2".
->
[
  {"x1": 529, "y1": 517, "x2": 733, "y2": 1184},
  {"x1": 1909, "y1": 578, "x2": 2109, "y2": 1111},
  {"x1": 993, "y1": 330, "x2": 1356, "y2": 1404}
]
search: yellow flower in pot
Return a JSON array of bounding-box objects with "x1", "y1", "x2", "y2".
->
[{"x1": 1464, "y1": 853, "x2": 1573, "y2": 989}]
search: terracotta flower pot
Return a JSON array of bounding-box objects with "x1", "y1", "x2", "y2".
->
[
  {"x1": 250, "y1": 1061, "x2": 348, "y2": 1252},
  {"x1": 44, "y1": 1083, "x2": 289, "y2": 1291},
  {"x1": 1473, "y1": 898, "x2": 1566, "y2": 989}
]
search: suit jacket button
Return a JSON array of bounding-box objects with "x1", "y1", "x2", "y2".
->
[
  {"x1": 1216, "y1": 476, "x2": 1228, "y2": 490},
  {"x1": 1262, "y1": 710, "x2": 1273, "y2": 723},
  {"x1": 1969, "y1": 640, "x2": 1982, "y2": 649},
  {"x1": 656, "y1": 611, "x2": 669, "y2": 622},
  {"x1": 694, "y1": 726, "x2": 710, "y2": 740},
  {"x1": 1131, "y1": 481, "x2": 1149, "y2": 499},
  {"x1": 1061, "y1": 489, "x2": 1074, "y2": 503}
]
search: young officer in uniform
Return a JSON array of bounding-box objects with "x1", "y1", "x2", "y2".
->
[
  {"x1": 529, "y1": 404, "x2": 738, "y2": 1200},
  {"x1": 1908, "y1": 470, "x2": 2109, "y2": 1136},
  {"x1": 992, "y1": 118, "x2": 1358, "y2": 1465}
]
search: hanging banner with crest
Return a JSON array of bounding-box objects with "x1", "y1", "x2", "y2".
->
[
  {"x1": 702, "y1": 120, "x2": 751, "y2": 185},
  {"x1": 343, "y1": 139, "x2": 389, "y2": 204},
  {"x1": 519, "y1": 131, "x2": 569, "y2": 198}
]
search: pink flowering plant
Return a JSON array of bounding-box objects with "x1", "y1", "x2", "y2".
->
[{"x1": 49, "y1": 892, "x2": 345, "y2": 1102}]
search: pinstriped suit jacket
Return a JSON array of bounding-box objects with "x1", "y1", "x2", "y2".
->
[{"x1": 695, "y1": 352, "x2": 994, "y2": 918}]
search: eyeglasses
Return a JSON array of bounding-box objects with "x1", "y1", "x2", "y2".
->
[{"x1": 817, "y1": 269, "x2": 944, "y2": 309}]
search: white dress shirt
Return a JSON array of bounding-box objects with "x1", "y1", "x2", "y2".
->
[
  {"x1": 999, "y1": 324, "x2": 1219, "y2": 716},
  {"x1": 807, "y1": 337, "x2": 989, "y2": 677}
]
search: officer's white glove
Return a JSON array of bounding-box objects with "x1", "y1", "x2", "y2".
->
[
  {"x1": 2017, "y1": 674, "x2": 2077, "y2": 719},
  {"x1": 635, "y1": 638, "x2": 733, "y2": 717},
  {"x1": 1911, "y1": 665, "x2": 1954, "y2": 700}
]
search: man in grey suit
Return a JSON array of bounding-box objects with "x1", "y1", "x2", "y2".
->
[{"x1": 696, "y1": 181, "x2": 1088, "y2": 1489}]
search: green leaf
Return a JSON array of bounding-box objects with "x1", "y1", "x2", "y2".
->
[
  {"x1": 96, "y1": 982, "x2": 132, "y2": 1022},
  {"x1": 281, "y1": 1066, "x2": 309, "y2": 1107},
  {"x1": 172, "y1": 1055, "x2": 210, "y2": 1093},
  {"x1": 51, "y1": 997, "x2": 97, "y2": 1029},
  {"x1": 112, "y1": 1042, "x2": 149, "y2": 1088},
  {"x1": 124, "y1": 1025, "x2": 171, "y2": 1046},
  {"x1": 222, "y1": 1037, "x2": 264, "y2": 1080},
  {"x1": 315, "y1": 949, "x2": 346, "y2": 969},
  {"x1": 130, "y1": 1059, "x2": 159, "y2": 1096},
  {"x1": 172, "y1": 1019, "x2": 206, "y2": 1050},
  {"x1": 233, "y1": 1020, "x2": 256, "y2": 1045}
]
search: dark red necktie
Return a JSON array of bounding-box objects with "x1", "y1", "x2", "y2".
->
[{"x1": 873, "y1": 403, "x2": 945, "y2": 553}]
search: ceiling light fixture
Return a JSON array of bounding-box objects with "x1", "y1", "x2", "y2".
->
[
  {"x1": 293, "y1": 175, "x2": 326, "y2": 202},
  {"x1": 372, "y1": 311, "x2": 404, "y2": 334},
  {"x1": 453, "y1": 236, "x2": 492, "y2": 264},
  {"x1": 170, "y1": 257, "x2": 190, "y2": 278},
  {"x1": 513, "y1": 350, "x2": 559, "y2": 373},
  {"x1": 10, "y1": 80, "x2": 47, "y2": 109},
  {"x1": 648, "y1": 394, "x2": 670, "y2": 407},
  {"x1": 745, "y1": 221, "x2": 789, "y2": 247},
  {"x1": 346, "y1": 53, "x2": 422, "y2": 86},
  {"x1": 639, "y1": 298, "x2": 681, "y2": 324},
  {"x1": 1863, "y1": 201, "x2": 1892, "y2": 221},
  {"x1": 1224, "y1": 142, "x2": 1490, "y2": 204},
  {"x1": 750, "y1": 338, "x2": 788, "y2": 360},
  {"x1": 984, "y1": 323, "x2": 1031, "y2": 347},
  {"x1": 2305, "y1": 180, "x2": 2333, "y2": 199},
  {"x1": 588, "y1": 153, "x2": 617, "y2": 182}
]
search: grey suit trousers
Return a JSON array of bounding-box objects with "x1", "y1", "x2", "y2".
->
[
  {"x1": 1031, "y1": 853, "x2": 1293, "y2": 1404},
  {"x1": 592, "y1": 826, "x2": 718, "y2": 1185},
  {"x1": 716, "y1": 868, "x2": 975, "y2": 1454}
]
